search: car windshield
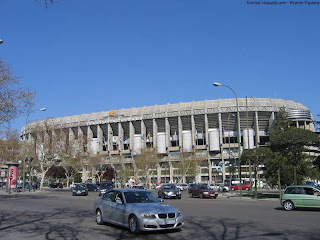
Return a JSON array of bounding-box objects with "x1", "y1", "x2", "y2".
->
[
  {"x1": 124, "y1": 191, "x2": 160, "y2": 203},
  {"x1": 163, "y1": 184, "x2": 176, "y2": 189},
  {"x1": 200, "y1": 185, "x2": 211, "y2": 190},
  {"x1": 75, "y1": 185, "x2": 86, "y2": 190}
]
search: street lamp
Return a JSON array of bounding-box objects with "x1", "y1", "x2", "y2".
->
[
  {"x1": 213, "y1": 82, "x2": 243, "y2": 196},
  {"x1": 23, "y1": 108, "x2": 47, "y2": 192}
]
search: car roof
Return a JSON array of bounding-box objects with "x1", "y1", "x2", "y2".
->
[
  {"x1": 285, "y1": 185, "x2": 318, "y2": 188},
  {"x1": 107, "y1": 189, "x2": 151, "y2": 193}
]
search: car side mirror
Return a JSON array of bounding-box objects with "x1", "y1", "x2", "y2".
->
[
  {"x1": 115, "y1": 198, "x2": 123, "y2": 204},
  {"x1": 159, "y1": 198, "x2": 164, "y2": 202}
]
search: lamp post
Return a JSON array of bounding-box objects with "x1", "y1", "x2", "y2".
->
[
  {"x1": 213, "y1": 82, "x2": 242, "y2": 196},
  {"x1": 23, "y1": 108, "x2": 46, "y2": 192}
]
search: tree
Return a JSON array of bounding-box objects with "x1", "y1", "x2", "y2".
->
[
  {"x1": 0, "y1": 58, "x2": 35, "y2": 128},
  {"x1": 60, "y1": 155, "x2": 83, "y2": 187},
  {"x1": 134, "y1": 148, "x2": 159, "y2": 189},
  {"x1": 269, "y1": 108, "x2": 320, "y2": 187},
  {"x1": 174, "y1": 151, "x2": 199, "y2": 183},
  {"x1": 46, "y1": 165, "x2": 66, "y2": 180},
  {"x1": 26, "y1": 118, "x2": 56, "y2": 190},
  {"x1": 242, "y1": 147, "x2": 273, "y2": 199},
  {"x1": 115, "y1": 162, "x2": 133, "y2": 187},
  {"x1": 0, "y1": 128, "x2": 21, "y2": 166}
]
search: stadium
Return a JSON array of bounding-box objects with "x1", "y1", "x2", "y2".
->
[{"x1": 22, "y1": 97, "x2": 316, "y2": 185}]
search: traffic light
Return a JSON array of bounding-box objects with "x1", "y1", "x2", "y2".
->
[{"x1": 10, "y1": 168, "x2": 14, "y2": 176}]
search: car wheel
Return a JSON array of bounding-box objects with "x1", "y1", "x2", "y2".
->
[
  {"x1": 72, "y1": 193, "x2": 75, "y2": 196},
  {"x1": 283, "y1": 200, "x2": 295, "y2": 211},
  {"x1": 128, "y1": 215, "x2": 140, "y2": 234},
  {"x1": 96, "y1": 209, "x2": 104, "y2": 225},
  {"x1": 189, "y1": 193, "x2": 193, "y2": 198},
  {"x1": 199, "y1": 194, "x2": 203, "y2": 199}
]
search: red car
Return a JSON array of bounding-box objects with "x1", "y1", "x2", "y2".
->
[
  {"x1": 188, "y1": 184, "x2": 218, "y2": 198},
  {"x1": 231, "y1": 183, "x2": 251, "y2": 191}
]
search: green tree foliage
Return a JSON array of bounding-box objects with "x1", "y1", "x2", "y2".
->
[
  {"x1": 46, "y1": 165, "x2": 66, "y2": 179},
  {"x1": 242, "y1": 147, "x2": 273, "y2": 198},
  {"x1": 268, "y1": 108, "x2": 320, "y2": 186}
]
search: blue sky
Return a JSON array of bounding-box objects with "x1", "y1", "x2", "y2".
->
[{"x1": 1, "y1": 0, "x2": 319, "y2": 131}]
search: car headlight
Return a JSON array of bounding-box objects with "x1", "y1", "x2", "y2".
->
[
  {"x1": 140, "y1": 213, "x2": 156, "y2": 218},
  {"x1": 177, "y1": 212, "x2": 182, "y2": 217}
]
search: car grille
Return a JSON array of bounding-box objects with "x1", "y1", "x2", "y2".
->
[
  {"x1": 157, "y1": 213, "x2": 176, "y2": 219},
  {"x1": 160, "y1": 224, "x2": 175, "y2": 228}
]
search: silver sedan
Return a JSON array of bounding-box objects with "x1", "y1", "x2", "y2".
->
[{"x1": 94, "y1": 189, "x2": 184, "y2": 233}]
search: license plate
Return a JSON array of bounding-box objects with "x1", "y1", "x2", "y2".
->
[
  {"x1": 166, "y1": 219, "x2": 176, "y2": 224},
  {"x1": 77, "y1": 191, "x2": 81, "y2": 193},
  {"x1": 210, "y1": 194, "x2": 215, "y2": 196},
  {"x1": 171, "y1": 194, "x2": 176, "y2": 197}
]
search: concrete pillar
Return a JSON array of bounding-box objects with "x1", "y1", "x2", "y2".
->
[
  {"x1": 178, "y1": 116, "x2": 183, "y2": 149},
  {"x1": 129, "y1": 122, "x2": 134, "y2": 151},
  {"x1": 97, "y1": 125, "x2": 103, "y2": 153},
  {"x1": 118, "y1": 122, "x2": 123, "y2": 151},
  {"x1": 254, "y1": 111, "x2": 260, "y2": 147},
  {"x1": 169, "y1": 163, "x2": 174, "y2": 183},
  {"x1": 191, "y1": 115, "x2": 196, "y2": 147},
  {"x1": 107, "y1": 124, "x2": 112, "y2": 152},
  {"x1": 153, "y1": 119, "x2": 158, "y2": 149},
  {"x1": 78, "y1": 127, "x2": 84, "y2": 153},
  {"x1": 69, "y1": 128, "x2": 75, "y2": 157},
  {"x1": 165, "y1": 117, "x2": 170, "y2": 149},
  {"x1": 157, "y1": 164, "x2": 161, "y2": 183},
  {"x1": 87, "y1": 126, "x2": 93, "y2": 155},
  {"x1": 141, "y1": 120, "x2": 146, "y2": 149},
  {"x1": 218, "y1": 112, "x2": 225, "y2": 183}
]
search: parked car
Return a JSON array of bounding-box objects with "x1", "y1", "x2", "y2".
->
[
  {"x1": 99, "y1": 182, "x2": 114, "y2": 196},
  {"x1": 281, "y1": 185, "x2": 320, "y2": 211},
  {"x1": 176, "y1": 183, "x2": 188, "y2": 191},
  {"x1": 231, "y1": 183, "x2": 250, "y2": 191},
  {"x1": 72, "y1": 184, "x2": 88, "y2": 196},
  {"x1": 94, "y1": 189, "x2": 184, "y2": 233},
  {"x1": 49, "y1": 183, "x2": 63, "y2": 189},
  {"x1": 86, "y1": 183, "x2": 99, "y2": 192},
  {"x1": 188, "y1": 184, "x2": 218, "y2": 198},
  {"x1": 158, "y1": 184, "x2": 181, "y2": 199},
  {"x1": 132, "y1": 185, "x2": 146, "y2": 190},
  {"x1": 208, "y1": 184, "x2": 229, "y2": 192}
]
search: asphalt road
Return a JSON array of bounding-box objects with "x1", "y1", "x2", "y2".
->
[{"x1": 0, "y1": 189, "x2": 319, "y2": 240}]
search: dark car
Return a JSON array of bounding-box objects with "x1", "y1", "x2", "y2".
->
[
  {"x1": 99, "y1": 182, "x2": 114, "y2": 196},
  {"x1": 86, "y1": 183, "x2": 99, "y2": 192},
  {"x1": 72, "y1": 184, "x2": 88, "y2": 196},
  {"x1": 132, "y1": 185, "x2": 146, "y2": 190},
  {"x1": 158, "y1": 184, "x2": 181, "y2": 199},
  {"x1": 49, "y1": 183, "x2": 63, "y2": 189},
  {"x1": 188, "y1": 184, "x2": 218, "y2": 198}
]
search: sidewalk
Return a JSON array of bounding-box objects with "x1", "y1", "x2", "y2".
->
[{"x1": 0, "y1": 188, "x2": 47, "y2": 195}]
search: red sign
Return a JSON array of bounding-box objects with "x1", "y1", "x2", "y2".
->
[{"x1": 9, "y1": 175, "x2": 13, "y2": 180}]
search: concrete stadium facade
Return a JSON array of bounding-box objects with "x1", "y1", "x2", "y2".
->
[{"x1": 22, "y1": 97, "x2": 316, "y2": 184}]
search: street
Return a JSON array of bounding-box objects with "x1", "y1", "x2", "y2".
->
[{"x1": 0, "y1": 189, "x2": 319, "y2": 240}]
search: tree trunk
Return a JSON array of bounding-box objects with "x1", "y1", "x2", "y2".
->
[{"x1": 293, "y1": 166, "x2": 297, "y2": 185}]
